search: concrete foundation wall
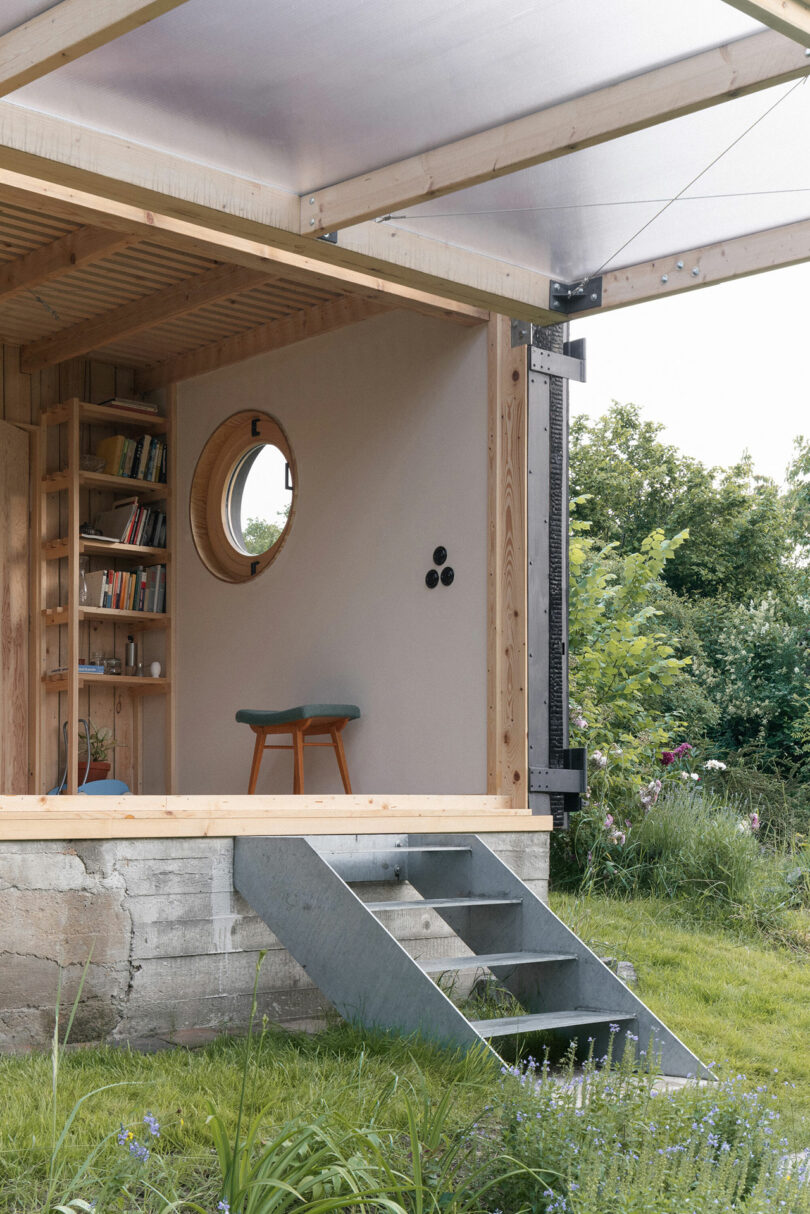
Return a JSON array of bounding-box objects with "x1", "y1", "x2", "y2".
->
[{"x1": 0, "y1": 834, "x2": 548, "y2": 1052}]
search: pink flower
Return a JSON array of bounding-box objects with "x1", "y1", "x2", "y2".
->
[
  {"x1": 661, "y1": 751, "x2": 675, "y2": 766},
  {"x1": 604, "y1": 813, "x2": 614, "y2": 829},
  {"x1": 673, "y1": 742, "x2": 693, "y2": 757},
  {"x1": 750, "y1": 812, "x2": 759, "y2": 832}
]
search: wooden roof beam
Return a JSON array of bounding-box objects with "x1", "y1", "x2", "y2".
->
[
  {"x1": 721, "y1": 0, "x2": 810, "y2": 46},
  {"x1": 0, "y1": 225, "x2": 136, "y2": 302},
  {"x1": 0, "y1": 108, "x2": 546, "y2": 322},
  {"x1": 0, "y1": 0, "x2": 191, "y2": 96},
  {"x1": 135, "y1": 295, "x2": 393, "y2": 391},
  {"x1": 302, "y1": 30, "x2": 810, "y2": 235},
  {"x1": 562, "y1": 216, "x2": 810, "y2": 319},
  {"x1": 21, "y1": 261, "x2": 270, "y2": 372}
]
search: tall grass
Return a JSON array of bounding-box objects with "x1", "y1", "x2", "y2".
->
[{"x1": 561, "y1": 787, "x2": 810, "y2": 942}]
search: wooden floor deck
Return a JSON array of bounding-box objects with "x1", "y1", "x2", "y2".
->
[{"x1": 0, "y1": 794, "x2": 552, "y2": 840}]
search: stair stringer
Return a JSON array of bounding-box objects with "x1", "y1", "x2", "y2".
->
[
  {"x1": 233, "y1": 835, "x2": 494, "y2": 1054},
  {"x1": 408, "y1": 833, "x2": 712, "y2": 1080}
]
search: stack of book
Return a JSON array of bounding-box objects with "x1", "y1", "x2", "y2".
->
[
  {"x1": 95, "y1": 433, "x2": 167, "y2": 482},
  {"x1": 99, "y1": 397, "x2": 160, "y2": 417},
  {"x1": 94, "y1": 500, "x2": 166, "y2": 548},
  {"x1": 83, "y1": 565, "x2": 167, "y2": 613}
]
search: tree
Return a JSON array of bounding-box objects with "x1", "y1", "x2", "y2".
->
[
  {"x1": 570, "y1": 403, "x2": 797, "y2": 601},
  {"x1": 242, "y1": 508, "x2": 288, "y2": 555}
]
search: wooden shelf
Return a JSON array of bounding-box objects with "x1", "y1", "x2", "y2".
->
[
  {"x1": 43, "y1": 606, "x2": 169, "y2": 630},
  {"x1": 42, "y1": 538, "x2": 168, "y2": 563},
  {"x1": 41, "y1": 401, "x2": 168, "y2": 434},
  {"x1": 43, "y1": 673, "x2": 170, "y2": 694},
  {"x1": 34, "y1": 393, "x2": 176, "y2": 794},
  {"x1": 42, "y1": 470, "x2": 168, "y2": 498}
]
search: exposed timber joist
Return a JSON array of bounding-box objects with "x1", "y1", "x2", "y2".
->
[
  {"x1": 567, "y1": 216, "x2": 810, "y2": 319},
  {"x1": 0, "y1": 0, "x2": 191, "y2": 97},
  {"x1": 135, "y1": 296, "x2": 393, "y2": 391},
  {"x1": 302, "y1": 30, "x2": 810, "y2": 234},
  {"x1": 20, "y1": 261, "x2": 270, "y2": 372},
  {"x1": 0, "y1": 225, "x2": 135, "y2": 302},
  {"x1": 721, "y1": 0, "x2": 810, "y2": 46},
  {"x1": 0, "y1": 106, "x2": 552, "y2": 321}
]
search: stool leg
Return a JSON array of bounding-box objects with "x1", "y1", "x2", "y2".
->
[
  {"x1": 330, "y1": 725, "x2": 352, "y2": 794},
  {"x1": 292, "y1": 726, "x2": 305, "y2": 794},
  {"x1": 247, "y1": 729, "x2": 265, "y2": 795}
]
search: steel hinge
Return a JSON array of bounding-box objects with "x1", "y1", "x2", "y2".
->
[
  {"x1": 529, "y1": 341, "x2": 586, "y2": 382},
  {"x1": 548, "y1": 277, "x2": 602, "y2": 315},
  {"x1": 530, "y1": 747, "x2": 587, "y2": 813}
]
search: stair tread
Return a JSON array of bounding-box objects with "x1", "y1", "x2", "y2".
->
[
  {"x1": 364, "y1": 895, "x2": 521, "y2": 911},
  {"x1": 419, "y1": 951, "x2": 577, "y2": 973},
  {"x1": 471, "y1": 1009, "x2": 636, "y2": 1037}
]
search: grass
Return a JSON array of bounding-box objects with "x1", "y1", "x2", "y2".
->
[
  {"x1": 551, "y1": 891, "x2": 810, "y2": 1142},
  {"x1": 0, "y1": 1024, "x2": 492, "y2": 1212}
]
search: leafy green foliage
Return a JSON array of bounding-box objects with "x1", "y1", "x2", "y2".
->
[
  {"x1": 570, "y1": 403, "x2": 799, "y2": 602},
  {"x1": 241, "y1": 514, "x2": 285, "y2": 555}
]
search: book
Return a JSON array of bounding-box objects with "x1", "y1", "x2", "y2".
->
[
  {"x1": 82, "y1": 570, "x2": 108, "y2": 607},
  {"x1": 95, "y1": 434, "x2": 127, "y2": 476},
  {"x1": 48, "y1": 664, "x2": 105, "y2": 676},
  {"x1": 99, "y1": 397, "x2": 160, "y2": 415},
  {"x1": 93, "y1": 501, "x2": 138, "y2": 543}
]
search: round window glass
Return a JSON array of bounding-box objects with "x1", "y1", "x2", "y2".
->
[
  {"x1": 225, "y1": 443, "x2": 293, "y2": 555},
  {"x1": 190, "y1": 411, "x2": 296, "y2": 583}
]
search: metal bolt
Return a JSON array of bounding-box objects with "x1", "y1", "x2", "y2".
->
[
  {"x1": 553, "y1": 283, "x2": 560, "y2": 290},
  {"x1": 661, "y1": 274, "x2": 669, "y2": 284},
  {"x1": 309, "y1": 196, "x2": 315, "y2": 204},
  {"x1": 691, "y1": 267, "x2": 700, "y2": 277},
  {"x1": 676, "y1": 260, "x2": 684, "y2": 270},
  {"x1": 590, "y1": 293, "x2": 598, "y2": 301},
  {"x1": 309, "y1": 217, "x2": 316, "y2": 226},
  {"x1": 805, "y1": 47, "x2": 810, "y2": 55}
]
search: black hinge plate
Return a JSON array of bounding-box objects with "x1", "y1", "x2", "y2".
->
[
  {"x1": 549, "y1": 277, "x2": 602, "y2": 315},
  {"x1": 530, "y1": 747, "x2": 587, "y2": 813}
]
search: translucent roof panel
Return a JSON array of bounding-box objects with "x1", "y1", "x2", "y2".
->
[
  {"x1": 10, "y1": 0, "x2": 763, "y2": 194},
  {"x1": 384, "y1": 78, "x2": 810, "y2": 280}
]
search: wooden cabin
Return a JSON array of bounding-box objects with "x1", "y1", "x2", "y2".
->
[{"x1": 0, "y1": 0, "x2": 806, "y2": 1065}]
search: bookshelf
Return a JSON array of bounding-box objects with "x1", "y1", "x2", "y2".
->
[{"x1": 33, "y1": 395, "x2": 176, "y2": 794}]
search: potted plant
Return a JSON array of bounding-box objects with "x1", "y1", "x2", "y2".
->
[{"x1": 77, "y1": 722, "x2": 118, "y2": 783}]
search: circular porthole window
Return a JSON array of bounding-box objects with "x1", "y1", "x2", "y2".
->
[{"x1": 190, "y1": 411, "x2": 296, "y2": 582}]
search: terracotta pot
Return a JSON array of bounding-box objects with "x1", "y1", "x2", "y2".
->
[{"x1": 77, "y1": 759, "x2": 111, "y2": 784}]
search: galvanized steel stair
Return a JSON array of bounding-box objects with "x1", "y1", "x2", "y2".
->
[{"x1": 233, "y1": 832, "x2": 709, "y2": 1077}]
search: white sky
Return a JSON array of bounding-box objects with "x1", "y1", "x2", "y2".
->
[
  {"x1": 570, "y1": 261, "x2": 810, "y2": 484},
  {"x1": 240, "y1": 443, "x2": 292, "y2": 526}
]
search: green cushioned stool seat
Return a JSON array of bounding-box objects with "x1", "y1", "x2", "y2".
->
[
  {"x1": 236, "y1": 704, "x2": 360, "y2": 728},
  {"x1": 235, "y1": 704, "x2": 361, "y2": 794}
]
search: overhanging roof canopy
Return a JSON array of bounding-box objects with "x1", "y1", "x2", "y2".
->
[{"x1": 0, "y1": 0, "x2": 807, "y2": 372}]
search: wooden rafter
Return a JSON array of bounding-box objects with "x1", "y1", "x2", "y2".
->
[
  {"x1": 302, "y1": 30, "x2": 810, "y2": 234},
  {"x1": 0, "y1": 107, "x2": 550, "y2": 321},
  {"x1": 569, "y1": 215, "x2": 810, "y2": 318},
  {"x1": 0, "y1": 225, "x2": 135, "y2": 302},
  {"x1": 135, "y1": 296, "x2": 393, "y2": 391},
  {"x1": 0, "y1": 0, "x2": 192, "y2": 96},
  {"x1": 20, "y1": 262, "x2": 270, "y2": 372},
  {"x1": 721, "y1": 0, "x2": 810, "y2": 46}
]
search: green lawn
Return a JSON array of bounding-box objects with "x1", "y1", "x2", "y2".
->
[
  {"x1": 2, "y1": 897, "x2": 809, "y2": 1209},
  {"x1": 551, "y1": 892, "x2": 810, "y2": 1140}
]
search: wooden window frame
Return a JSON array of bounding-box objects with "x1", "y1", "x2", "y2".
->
[{"x1": 189, "y1": 410, "x2": 296, "y2": 583}]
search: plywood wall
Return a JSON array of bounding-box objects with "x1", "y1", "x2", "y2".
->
[
  {"x1": 176, "y1": 311, "x2": 490, "y2": 796},
  {"x1": 0, "y1": 347, "x2": 143, "y2": 793}
]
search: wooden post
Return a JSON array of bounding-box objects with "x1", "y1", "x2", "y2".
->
[{"x1": 487, "y1": 315, "x2": 528, "y2": 808}]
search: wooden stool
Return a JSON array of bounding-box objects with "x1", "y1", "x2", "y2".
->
[{"x1": 235, "y1": 704, "x2": 361, "y2": 794}]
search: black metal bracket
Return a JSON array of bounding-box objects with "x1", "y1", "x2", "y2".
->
[
  {"x1": 284, "y1": 462, "x2": 293, "y2": 491},
  {"x1": 317, "y1": 231, "x2": 338, "y2": 244},
  {"x1": 548, "y1": 277, "x2": 602, "y2": 315},
  {"x1": 530, "y1": 746, "x2": 587, "y2": 813},
  {"x1": 251, "y1": 417, "x2": 261, "y2": 437}
]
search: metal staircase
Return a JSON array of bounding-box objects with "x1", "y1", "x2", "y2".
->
[{"x1": 233, "y1": 833, "x2": 709, "y2": 1078}]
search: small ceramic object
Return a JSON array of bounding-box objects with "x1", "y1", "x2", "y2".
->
[{"x1": 150, "y1": 661, "x2": 162, "y2": 678}]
